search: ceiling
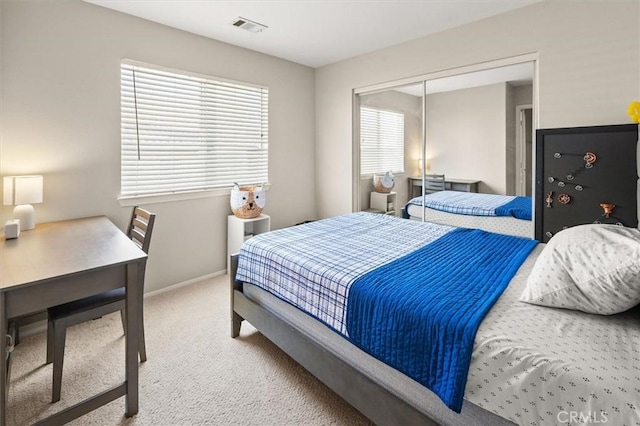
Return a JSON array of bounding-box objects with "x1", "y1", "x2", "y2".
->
[{"x1": 85, "y1": 0, "x2": 540, "y2": 68}]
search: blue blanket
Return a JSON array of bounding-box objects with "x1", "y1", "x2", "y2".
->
[
  {"x1": 346, "y1": 228, "x2": 537, "y2": 412},
  {"x1": 494, "y1": 196, "x2": 532, "y2": 220}
]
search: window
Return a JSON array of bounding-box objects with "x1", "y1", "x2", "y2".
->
[
  {"x1": 120, "y1": 61, "x2": 268, "y2": 198},
  {"x1": 360, "y1": 106, "x2": 404, "y2": 175}
]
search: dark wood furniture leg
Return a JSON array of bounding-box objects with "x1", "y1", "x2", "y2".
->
[
  {"x1": 125, "y1": 262, "x2": 140, "y2": 417},
  {"x1": 51, "y1": 317, "x2": 67, "y2": 403},
  {"x1": 229, "y1": 255, "x2": 244, "y2": 338}
]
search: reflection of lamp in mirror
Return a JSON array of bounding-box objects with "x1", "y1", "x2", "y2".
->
[
  {"x1": 418, "y1": 158, "x2": 432, "y2": 174},
  {"x1": 3, "y1": 175, "x2": 43, "y2": 230}
]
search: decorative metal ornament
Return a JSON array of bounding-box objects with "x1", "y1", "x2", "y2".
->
[
  {"x1": 558, "y1": 193, "x2": 571, "y2": 204},
  {"x1": 584, "y1": 151, "x2": 597, "y2": 165},
  {"x1": 554, "y1": 152, "x2": 562, "y2": 159},
  {"x1": 600, "y1": 203, "x2": 615, "y2": 218},
  {"x1": 575, "y1": 185, "x2": 583, "y2": 191},
  {"x1": 566, "y1": 174, "x2": 574, "y2": 181},
  {"x1": 546, "y1": 191, "x2": 553, "y2": 208},
  {"x1": 545, "y1": 231, "x2": 553, "y2": 238},
  {"x1": 557, "y1": 181, "x2": 565, "y2": 187},
  {"x1": 548, "y1": 176, "x2": 555, "y2": 183}
]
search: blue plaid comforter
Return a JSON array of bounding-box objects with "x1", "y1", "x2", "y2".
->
[
  {"x1": 236, "y1": 212, "x2": 452, "y2": 333},
  {"x1": 235, "y1": 212, "x2": 536, "y2": 411},
  {"x1": 406, "y1": 191, "x2": 532, "y2": 220}
]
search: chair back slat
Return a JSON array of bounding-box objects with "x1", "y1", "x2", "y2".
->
[
  {"x1": 423, "y1": 174, "x2": 446, "y2": 194},
  {"x1": 134, "y1": 208, "x2": 152, "y2": 222},
  {"x1": 132, "y1": 217, "x2": 148, "y2": 233},
  {"x1": 126, "y1": 206, "x2": 156, "y2": 254},
  {"x1": 130, "y1": 228, "x2": 146, "y2": 246}
]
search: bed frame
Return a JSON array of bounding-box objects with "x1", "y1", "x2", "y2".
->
[{"x1": 229, "y1": 255, "x2": 513, "y2": 426}]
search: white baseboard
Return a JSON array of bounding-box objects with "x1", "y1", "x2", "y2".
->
[
  {"x1": 16, "y1": 270, "x2": 227, "y2": 340},
  {"x1": 144, "y1": 270, "x2": 226, "y2": 298}
]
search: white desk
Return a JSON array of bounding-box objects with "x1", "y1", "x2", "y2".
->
[
  {"x1": 408, "y1": 176, "x2": 480, "y2": 198},
  {"x1": 0, "y1": 216, "x2": 146, "y2": 425}
]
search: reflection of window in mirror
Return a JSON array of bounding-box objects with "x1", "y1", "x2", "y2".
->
[
  {"x1": 360, "y1": 106, "x2": 404, "y2": 175},
  {"x1": 357, "y1": 86, "x2": 422, "y2": 214}
]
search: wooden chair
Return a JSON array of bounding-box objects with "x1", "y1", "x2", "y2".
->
[
  {"x1": 423, "y1": 173, "x2": 446, "y2": 194},
  {"x1": 46, "y1": 207, "x2": 155, "y2": 403}
]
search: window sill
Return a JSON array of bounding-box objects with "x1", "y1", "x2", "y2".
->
[
  {"x1": 360, "y1": 172, "x2": 406, "y2": 180},
  {"x1": 118, "y1": 188, "x2": 231, "y2": 207}
]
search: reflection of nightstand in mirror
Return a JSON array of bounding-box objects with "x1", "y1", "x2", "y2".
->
[
  {"x1": 408, "y1": 177, "x2": 480, "y2": 198},
  {"x1": 370, "y1": 192, "x2": 397, "y2": 216}
]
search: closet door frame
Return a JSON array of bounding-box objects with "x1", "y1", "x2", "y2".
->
[{"x1": 352, "y1": 53, "x2": 539, "y2": 216}]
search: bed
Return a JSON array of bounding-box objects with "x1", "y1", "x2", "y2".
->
[
  {"x1": 403, "y1": 191, "x2": 533, "y2": 238},
  {"x1": 230, "y1": 212, "x2": 640, "y2": 426}
]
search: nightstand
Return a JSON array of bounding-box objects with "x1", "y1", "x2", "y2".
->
[
  {"x1": 227, "y1": 214, "x2": 270, "y2": 272},
  {"x1": 370, "y1": 192, "x2": 397, "y2": 216}
]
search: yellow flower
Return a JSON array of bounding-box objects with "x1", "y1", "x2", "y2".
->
[{"x1": 628, "y1": 101, "x2": 640, "y2": 123}]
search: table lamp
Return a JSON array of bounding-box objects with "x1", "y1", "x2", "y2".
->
[{"x1": 3, "y1": 175, "x2": 43, "y2": 230}]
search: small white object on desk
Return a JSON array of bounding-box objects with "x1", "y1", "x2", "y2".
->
[
  {"x1": 4, "y1": 220, "x2": 20, "y2": 239},
  {"x1": 3, "y1": 175, "x2": 44, "y2": 230}
]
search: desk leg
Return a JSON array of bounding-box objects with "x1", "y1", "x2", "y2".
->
[
  {"x1": 125, "y1": 262, "x2": 140, "y2": 417},
  {"x1": 0, "y1": 292, "x2": 6, "y2": 426}
]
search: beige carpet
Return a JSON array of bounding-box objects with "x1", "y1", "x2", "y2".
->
[{"x1": 7, "y1": 275, "x2": 372, "y2": 426}]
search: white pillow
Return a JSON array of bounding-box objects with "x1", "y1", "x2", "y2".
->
[{"x1": 520, "y1": 224, "x2": 640, "y2": 314}]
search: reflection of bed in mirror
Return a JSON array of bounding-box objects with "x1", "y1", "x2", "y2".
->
[{"x1": 403, "y1": 191, "x2": 533, "y2": 238}]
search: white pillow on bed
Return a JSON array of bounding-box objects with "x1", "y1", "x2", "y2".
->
[{"x1": 520, "y1": 224, "x2": 640, "y2": 315}]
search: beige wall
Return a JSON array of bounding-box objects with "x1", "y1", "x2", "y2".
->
[
  {"x1": 316, "y1": 1, "x2": 640, "y2": 218},
  {"x1": 426, "y1": 83, "x2": 508, "y2": 194},
  {"x1": 0, "y1": 0, "x2": 316, "y2": 291},
  {"x1": 513, "y1": 84, "x2": 533, "y2": 107}
]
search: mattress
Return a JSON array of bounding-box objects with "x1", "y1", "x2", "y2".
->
[
  {"x1": 238, "y1": 215, "x2": 640, "y2": 425},
  {"x1": 406, "y1": 203, "x2": 533, "y2": 238}
]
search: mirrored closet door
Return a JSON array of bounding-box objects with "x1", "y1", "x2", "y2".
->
[{"x1": 353, "y1": 60, "x2": 535, "y2": 219}]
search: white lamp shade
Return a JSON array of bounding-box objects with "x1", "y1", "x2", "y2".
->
[{"x1": 3, "y1": 175, "x2": 43, "y2": 205}]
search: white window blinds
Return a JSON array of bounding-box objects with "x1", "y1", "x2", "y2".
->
[
  {"x1": 360, "y1": 106, "x2": 404, "y2": 175},
  {"x1": 120, "y1": 61, "x2": 269, "y2": 197}
]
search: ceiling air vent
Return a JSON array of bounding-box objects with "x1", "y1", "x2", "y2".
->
[{"x1": 232, "y1": 17, "x2": 268, "y2": 33}]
